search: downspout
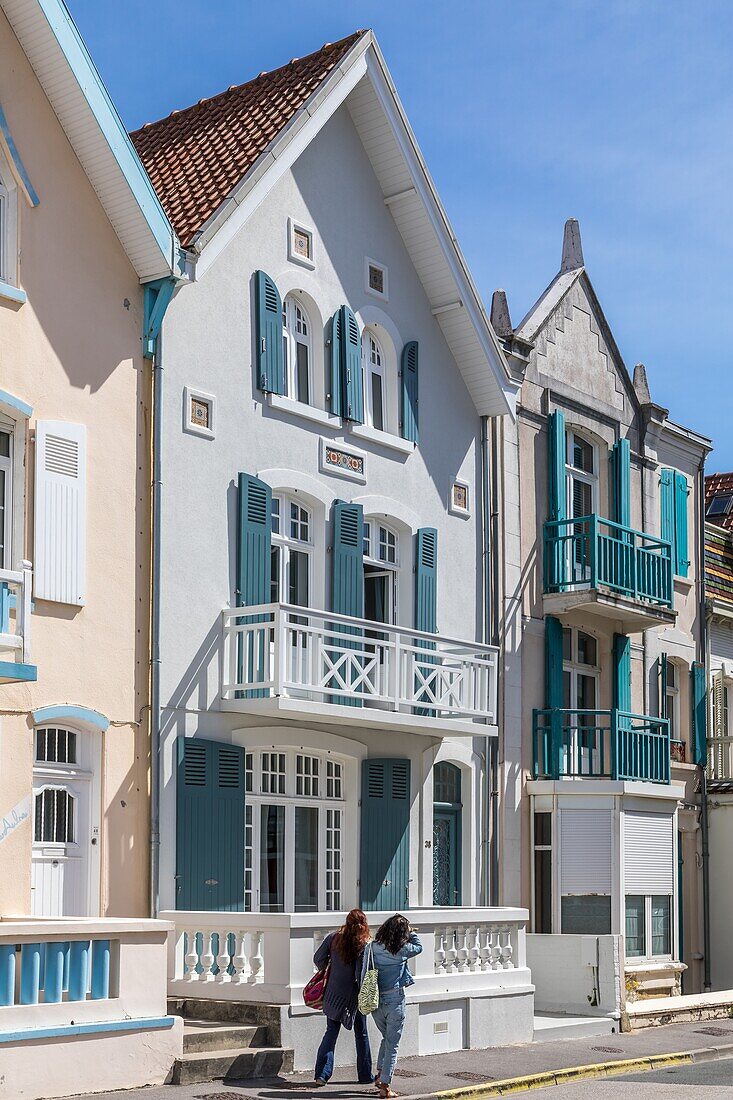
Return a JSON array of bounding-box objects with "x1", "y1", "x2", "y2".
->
[
  {"x1": 150, "y1": 329, "x2": 164, "y2": 918},
  {"x1": 698, "y1": 457, "x2": 712, "y2": 990},
  {"x1": 480, "y1": 415, "x2": 500, "y2": 906}
]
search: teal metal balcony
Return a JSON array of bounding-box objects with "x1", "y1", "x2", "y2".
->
[
  {"x1": 543, "y1": 516, "x2": 674, "y2": 629},
  {"x1": 532, "y1": 708, "x2": 671, "y2": 784}
]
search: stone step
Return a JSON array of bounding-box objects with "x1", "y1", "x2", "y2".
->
[
  {"x1": 533, "y1": 1013, "x2": 617, "y2": 1042},
  {"x1": 171, "y1": 1045, "x2": 294, "y2": 1086},
  {"x1": 183, "y1": 1019, "x2": 266, "y2": 1053},
  {"x1": 169, "y1": 997, "x2": 282, "y2": 1036}
]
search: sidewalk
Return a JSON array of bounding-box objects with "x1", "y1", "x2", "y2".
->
[{"x1": 69, "y1": 1018, "x2": 733, "y2": 1100}]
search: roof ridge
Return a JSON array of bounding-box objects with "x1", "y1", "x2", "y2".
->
[{"x1": 131, "y1": 30, "x2": 367, "y2": 136}]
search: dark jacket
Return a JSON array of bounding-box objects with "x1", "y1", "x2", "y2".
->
[{"x1": 314, "y1": 931, "x2": 364, "y2": 1029}]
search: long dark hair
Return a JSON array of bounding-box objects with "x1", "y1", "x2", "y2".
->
[
  {"x1": 334, "y1": 908, "x2": 370, "y2": 965},
  {"x1": 375, "y1": 914, "x2": 411, "y2": 956}
]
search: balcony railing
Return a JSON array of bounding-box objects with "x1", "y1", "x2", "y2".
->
[
  {"x1": 0, "y1": 562, "x2": 33, "y2": 666},
  {"x1": 533, "y1": 708, "x2": 671, "y2": 783},
  {"x1": 221, "y1": 603, "x2": 498, "y2": 724},
  {"x1": 708, "y1": 736, "x2": 733, "y2": 782},
  {"x1": 161, "y1": 908, "x2": 530, "y2": 1005},
  {"x1": 544, "y1": 516, "x2": 673, "y2": 608}
]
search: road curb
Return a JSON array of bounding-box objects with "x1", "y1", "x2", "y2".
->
[{"x1": 410, "y1": 1042, "x2": 733, "y2": 1099}]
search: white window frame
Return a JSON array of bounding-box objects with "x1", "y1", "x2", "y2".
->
[
  {"x1": 282, "y1": 296, "x2": 313, "y2": 405},
  {"x1": 365, "y1": 257, "x2": 388, "y2": 302},
  {"x1": 363, "y1": 330, "x2": 387, "y2": 433},
  {"x1": 0, "y1": 152, "x2": 19, "y2": 288},
  {"x1": 0, "y1": 420, "x2": 13, "y2": 569},
  {"x1": 565, "y1": 430, "x2": 598, "y2": 519},
  {"x1": 363, "y1": 519, "x2": 399, "y2": 626},
  {"x1": 271, "y1": 493, "x2": 313, "y2": 608},
  {"x1": 625, "y1": 893, "x2": 673, "y2": 961},
  {"x1": 183, "y1": 386, "x2": 216, "y2": 439},
  {"x1": 562, "y1": 626, "x2": 600, "y2": 707},
  {"x1": 287, "y1": 217, "x2": 315, "y2": 270},
  {"x1": 666, "y1": 661, "x2": 680, "y2": 745},
  {"x1": 245, "y1": 748, "x2": 346, "y2": 913}
]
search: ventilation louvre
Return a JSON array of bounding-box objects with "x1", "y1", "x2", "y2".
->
[
  {"x1": 392, "y1": 762, "x2": 409, "y2": 800},
  {"x1": 218, "y1": 747, "x2": 243, "y2": 789},
  {"x1": 367, "y1": 763, "x2": 384, "y2": 799},
  {"x1": 184, "y1": 742, "x2": 207, "y2": 787},
  {"x1": 45, "y1": 434, "x2": 79, "y2": 478}
]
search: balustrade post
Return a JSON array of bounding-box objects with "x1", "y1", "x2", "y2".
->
[
  {"x1": 273, "y1": 607, "x2": 284, "y2": 697},
  {"x1": 19, "y1": 561, "x2": 33, "y2": 663},
  {"x1": 200, "y1": 929, "x2": 216, "y2": 982},
  {"x1": 184, "y1": 931, "x2": 199, "y2": 981},
  {"x1": 589, "y1": 514, "x2": 598, "y2": 590},
  {"x1": 391, "y1": 630, "x2": 401, "y2": 712}
]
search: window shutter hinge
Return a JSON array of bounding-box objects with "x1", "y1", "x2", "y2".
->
[{"x1": 261, "y1": 337, "x2": 266, "y2": 353}]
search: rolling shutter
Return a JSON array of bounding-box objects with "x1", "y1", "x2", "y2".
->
[
  {"x1": 341, "y1": 306, "x2": 363, "y2": 423},
  {"x1": 360, "y1": 758, "x2": 411, "y2": 911},
  {"x1": 624, "y1": 810, "x2": 674, "y2": 894},
  {"x1": 328, "y1": 310, "x2": 343, "y2": 417},
  {"x1": 401, "y1": 341, "x2": 419, "y2": 443},
  {"x1": 176, "y1": 737, "x2": 245, "y2": 911},
  {"x1": 610, "y1": 438, "x2": 631, "y2": 528},
  {"x1": 254, "y1": 270, "x2": 284, "y2": 395},
  {"x1": 34, "y1": 421, "x2": 86, "y2": 605},
  {"x1": 560, "y1": 809, "x2": 612, "y2": 893}
]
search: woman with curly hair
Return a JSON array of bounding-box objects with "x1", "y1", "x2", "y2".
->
[
  {"x1": 365, "y1": 913, "x2": 422, "y2": 1098},
  {"x1": 312, "y1": 909, "x2": 373, "y2": 1086}
]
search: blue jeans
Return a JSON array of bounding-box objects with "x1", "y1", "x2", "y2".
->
[
  {"x1": 372, "y1": 993, "x2": 406, "y2": 1086},
  {"x1": 315, "y1": 1013, "x2": 372, "y2": 1083}
]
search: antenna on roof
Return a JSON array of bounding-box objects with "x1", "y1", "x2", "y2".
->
[
  {"x1": 490, "y1": 290, "x2": 513, "y2": 337},
  {"x1": 560, "y1": 218, "x2": 584, "y2": 273}
]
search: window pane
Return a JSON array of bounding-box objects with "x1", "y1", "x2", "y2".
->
[
  {"x1": 534, "y1": 849, "x2": 552, "y2": 933},
  {"x1": 325, "y1": 807, "x2": 342, "y2": 910},
  {"x1": 295, "y1": 806, "x2": 319, "y2": 912},
  {"x1": 625, "y1": 895, "x2": 645, "y2": 957},
  {"x1": 577, "y1": 632, "x2": 597, "y2": 667},
  {"x1": 371, "y1": 373, "x2": 384, "y2": 432},
  {"x1": 288, "y1": 549, "x2": 309, "y2": 608},
  {"x1": 561, "y1": 895, "x2": 611, "y2": 934},
  {"x1": 260, "y1": 804, "x2": 285, "y2": 912},
  {"x1": 652, "y1": 896, "x2": 671, "y2": 955},
  {"x1": 0, "y1": 431, "x2": 9, "y2": 458},
  {"x1": 271, "y1": 498, "x2": 280, "y2": 535},
  {"x1": 270, "y1": 546, "x2": 280, "y2": 603},
  {"x1": 296, "y1": 342, "x2": 310, "y2": 405},
  {"x1": 577, "y1": 674, "x2": 597, "y2": 710},
  {"x1": 572, "y1": 436, "x2": 594, "y2": 474},
  {"x1": 534, "y1": 811, "x2": 551, "y2": 847},
  {"x1": 562, "y1": 628, "x2": 572, "y2": 662}
]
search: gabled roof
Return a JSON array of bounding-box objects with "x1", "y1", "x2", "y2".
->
[
  {"x1": 132, "y1": 32, "x2": 364, "y2": 249},
  {"x1": 130, "y1": 30, "x2": 517, "y2": 419},
  {"x1": 1, "y1": 0, "x2": 179, "y2": 280}
]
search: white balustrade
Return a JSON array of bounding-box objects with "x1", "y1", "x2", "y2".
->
[
  {"x1": 708, "y1": 736, "x2": 733, "y2": 781},
  {"x1": 221, "y1": 603, "x2": 498, "y2": 725},
  {"x1": 162, "y1": 908, "x2": 529, "y2": 1004},
  {"x1": 0, "y1": 561, "x2": 33, "y2": 666}
]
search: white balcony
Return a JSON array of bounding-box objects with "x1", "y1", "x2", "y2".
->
[
  {"x1": 220, "y1": 603, "x2": 499, "y2": 736},
  {"x1": 0, "y1": 562, "x2": 35, "y2": 683}
]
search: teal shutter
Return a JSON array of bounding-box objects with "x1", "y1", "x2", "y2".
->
[
  {"x1": 330, "y1": 501, "x2": 364, "y2": 707},
  {"x1": 176, "y1": 738, "x2": 245, "y2": 911},
  {"x1": 401, "y1": 341, "x2": 419, "y2": 443},
  {"x1": 691, "y1": 662, "x2": 707, "y2": 766},
  {"x1": 254, "y1": 270, "x2": 284, "y2": 395},
  {"x1": 543, "y1": 616, "x2": 564, "y2": 778},
  {"x1": 328, "y1": 310, "x2": 343, "y2": 417},
  {"x1": 237, "y1": 474, "x2": 272, "y2": 607},
  {"x1": 331, "y1": 501, "x2": 364, "y2": 617},
  {"x1": 415, "y1": 528, "x2": 438, "y2": 633},
  {"x1": 610, "y1": 439, "x2": 631, "y2": 528},
  {"x1": 613, "y1": 633, "x2": 631, "y2": 712},
  {"x1": 341, "y1": 306, "x2": 363, "y2": 423},
  {"x1": 659, "y1": 653, "x2": 668, "y2": 720},
  {"x1": 674, "y1": 472, "x2": 690, "y2": 577},
  {"x1": 660, "y1": 468, "x2": 675, "y2": 547},
  {"x1": 548, "y1": 411, "x2": 566, "y2": 522},
  {"x1": 360, "y1": 758, "x2": 411, "y2": 911}
]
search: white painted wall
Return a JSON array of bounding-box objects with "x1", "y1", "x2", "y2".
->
[{"x1": 527, "y1": 933, "x2": 623, "y2": 1018}]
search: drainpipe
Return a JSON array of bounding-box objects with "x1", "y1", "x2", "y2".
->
[
  {"x1": 149, "y1": 331, "x2": 164, "y2": 918},
  {"x1": 698, "y1": 457, "x2": 712, "y2": 990},
  {"x1": 480, "y1": 415, "x2": 500, "y2": 906}
]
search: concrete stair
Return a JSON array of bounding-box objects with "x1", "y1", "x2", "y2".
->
[
  {"x1": 533, "y1": 1012, "x2": 617, "y2": 1041},
  {"x1": 169, "y1": 998, "x2": 294, "y2": 1085}
]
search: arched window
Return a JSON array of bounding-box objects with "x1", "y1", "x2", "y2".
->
[
  {"x1": 364, "y1": 330, "x2": 386, "y2": 431},
  {"x1": 282, "y1": 296, "x2": 312, "y2": 405}
]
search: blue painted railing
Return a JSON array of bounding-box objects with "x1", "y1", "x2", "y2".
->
[
  {"x1": 0, "y1": 939, "x2": 111, "y2": 1007},
  {"x1": 533, "y1": 708, "x2": 670, "y2": 784},
  {"x1": 543, "y1": 515, "x2": 673, "y2": 608}
]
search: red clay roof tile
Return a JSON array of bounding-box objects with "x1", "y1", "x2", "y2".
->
[{"x1": 131, "y1": 31, "x2": 366, "y2": 247}]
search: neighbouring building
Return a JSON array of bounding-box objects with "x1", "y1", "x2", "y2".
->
[
  {"x1": 130, "y1": 29, "x2": 534, "y2": 1070},
  {"x1": 491, "y1": 219, "x2": 711, "y2": 1010},
  {"x1": 0, "y1": 1, "x2": 182, "y2": 1094},
  {"x1": 703, "y1": 477, "x2": 733, "y2": 991}
]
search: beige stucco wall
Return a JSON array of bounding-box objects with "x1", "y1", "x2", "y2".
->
[
  {"x1": 499, "y1": 272, "x2": 707, "y2": 991},
  {"x1": 0, "y1": 10, "x2": 150, "y2": 917}
]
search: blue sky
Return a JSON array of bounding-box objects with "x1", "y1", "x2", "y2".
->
[{"x1": 69, "y1": 0, "x2": 733, "y2": 468}]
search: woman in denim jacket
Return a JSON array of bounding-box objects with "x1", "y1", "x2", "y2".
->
[{"x1": 363, "y1": 914, "x2": 422, "y2": 1098}]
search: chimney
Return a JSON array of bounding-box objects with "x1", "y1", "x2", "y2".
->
[
  {"x1": 633, "y1": 363, "x2": 652, "y2": 404},
  {"x1": 560, "y1": 218, "x2": 585, "y2": 273},
  {"x1": 490, "y1": 289, "x2": 513, "y2": 337}
]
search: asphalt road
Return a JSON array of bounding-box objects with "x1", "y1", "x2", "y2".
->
[{"x1": 513, "y1": 1055, "x2": 733, "y2": 1097}]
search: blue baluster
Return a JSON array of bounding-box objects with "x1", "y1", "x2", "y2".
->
[
  {"x1": 91, "y1": 940, "x2": 110, "y2": 999},
  {"x1": 68, "y1": 940, "x2": 90, "y2": 1002},
  {"x1": 44, "y1": 941, "x2": 68, "y2": 1004},
  {"x1": 20, "y1": 943, "x2": 42, "y2": 1005},
  {"x1": 0, "y1": 582, "x2": 9, "y2": 634},
  {"x1": 0, "y1": 943, "x2": 16, "y2": 1006}
]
